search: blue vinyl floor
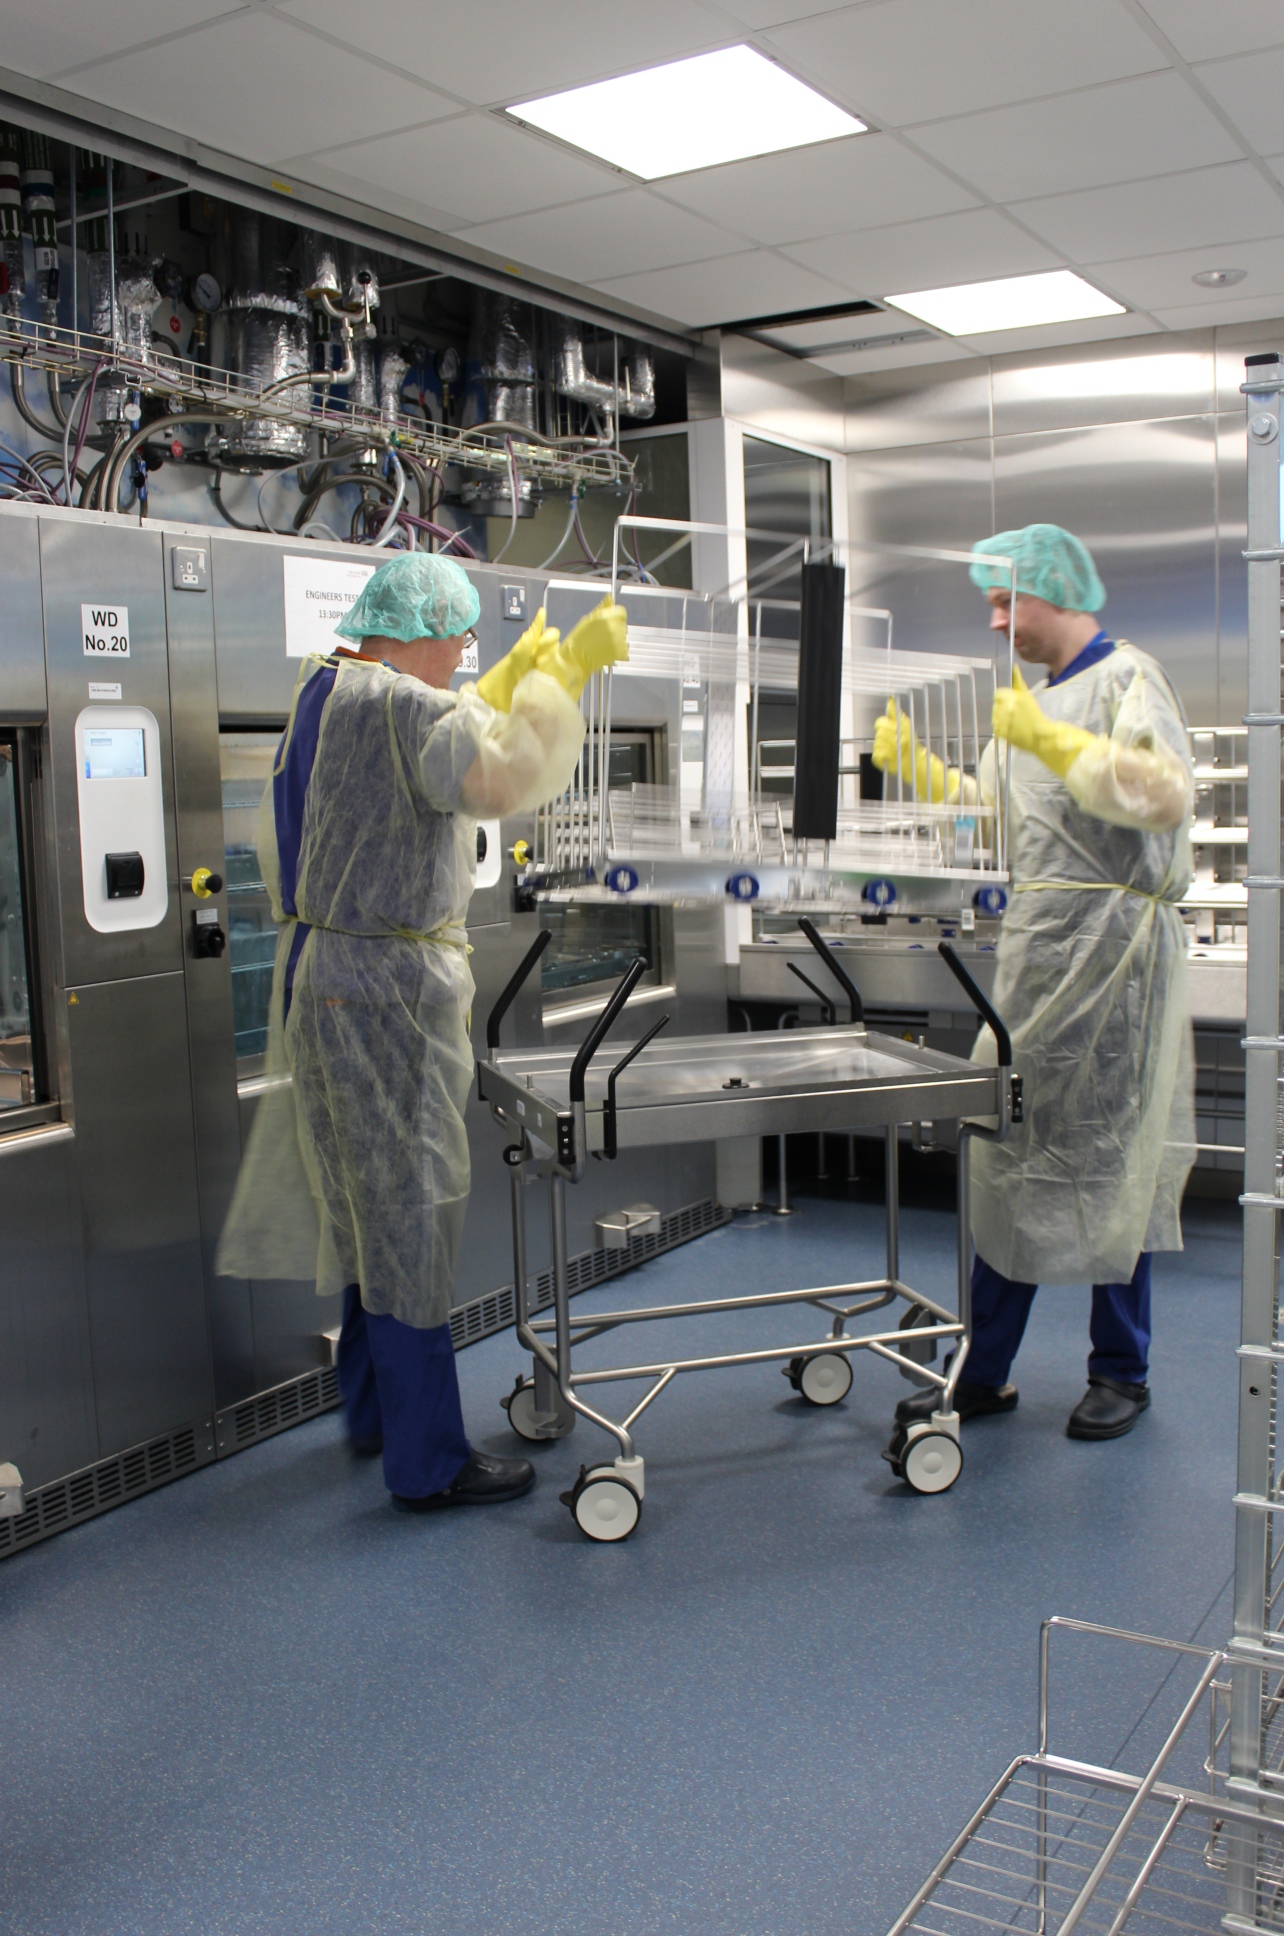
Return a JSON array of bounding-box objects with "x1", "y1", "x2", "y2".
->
[{"x1": 1, "y1": 1191, "x2": 1242, "y2": 1936}]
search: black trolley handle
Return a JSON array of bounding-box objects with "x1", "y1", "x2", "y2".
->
[
  {"x1": 486, "y1": 928, "x2": 552, "y2": 1051},
  {"x1": 797, "y1": 916, "x2": 864, "y2": 1025},
  {"x1": 603, "y1": 1013, "x2": 671, "y2": 1159},
  {"x1": 937, "y1": 942, "x2": 1011, "y2": 1067},
  {"x1": 787, "y1": 959, "x2": 836, "y2": 1027},
  {"x1": 568, "y1": 956, "x2": 648, "y2": 1105}
]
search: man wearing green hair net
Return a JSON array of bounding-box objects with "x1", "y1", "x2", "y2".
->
[
  {"x1": 887, "y1": 523, "x2": 1195, "y2": 1444},
  {"x1": 219, "y1": 551, "x2": 628, "y2": 1511}
]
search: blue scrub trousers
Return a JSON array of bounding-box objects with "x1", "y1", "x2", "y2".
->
[
  {"x1": 966, "y1": 1252, "x2": 1152, "y2": 1388},
  {"x1": 336, "y1": 1285, "x2": 472, "y2": 1498}
]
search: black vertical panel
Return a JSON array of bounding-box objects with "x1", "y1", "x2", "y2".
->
[{"x1": 792, "y1": 561, "x2": 846, "y2": 841}]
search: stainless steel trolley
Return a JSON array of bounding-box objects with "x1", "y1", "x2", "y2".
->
[{"x1": 478, "y1": 922, "x2": 1020, "y2": 1541}]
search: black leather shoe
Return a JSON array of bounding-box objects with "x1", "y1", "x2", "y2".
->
[
  {"x1": 895, "y1": 1379, "x2": 1018, "y2": 1427},
  {"x1": 392, "y1": 1450, "x2": 536, "y2": 1512},
  {"x1": 1066, "y1": 1377, "x2": 1150, "y2": 1440},
  {"x1": 348, "y1": 1435, "x2": 383, "y2": 1457}
]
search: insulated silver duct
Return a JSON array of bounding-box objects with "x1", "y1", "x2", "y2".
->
[
  {"x1": 0, "y1": 129, "x2": 23, "y2": 319},
  {"x1": 87, "y1": 252, "x2": 113, "y2": 338},
  {"x1": 553, "y1": 323, "x2": 656, "y2": 424},
  {"x1": 231, "y1": 311, "x2": 310, "y2": 456},
  {"x1": 117, "y1": 266, "x2": 159, "y2": 365},
  {"x1": 378, "y1": 344, "x2": 409, "y2": 428},
  {"x1": 19, "y1": 131, "x2": 58, "y2": 324},
  {"x1": 301, "y1": 229, "x2": 341, "y2": 301},
  {"x1": 470, "y1": 291, "x2": 536, "y2": 429},
  {"x1": 225, "y1": 212, "x2": 309, "y2": 457},
  {"x1": 350, "y1": 336, "x2": 378, "y2": 414}
]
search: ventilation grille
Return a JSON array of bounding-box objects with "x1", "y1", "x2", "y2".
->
[
  {"x1": 0, "y1": 1423, "x2": 208, "y2": 1559},
  {"x1": 215, "y1": 1365, "x2": 340, "y2": 1455},
  {"x1": 448, "y1": 1195, "x2": 728, "y2": 1350}
]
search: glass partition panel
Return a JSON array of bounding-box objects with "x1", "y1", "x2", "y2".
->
[
  {"x1": 220, "y1": 732, "x2": 279, "y2": 1068},
  {"x1": 0, "y1": 738, "x2": 35, "y2": 1108}
]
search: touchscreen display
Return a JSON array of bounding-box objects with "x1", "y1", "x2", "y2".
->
[{"x1": 84, "y1": 728, "x2": 146, "y2": 781}]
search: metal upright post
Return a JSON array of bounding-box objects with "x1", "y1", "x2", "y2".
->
[
  {"x1": 885, "y1": 1125, "x2": 900, "y2": 1285},
  {"x1": 1228, "y1": 351, "x2": 1284, "y2": 1919}
]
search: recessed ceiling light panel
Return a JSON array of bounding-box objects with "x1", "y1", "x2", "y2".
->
[
  {"x1": 886, "y1": 270, "x2": 1125, "y2": 337},
  {"x1": 509, "y1": 46, "x2": 865, "y2": 181}
]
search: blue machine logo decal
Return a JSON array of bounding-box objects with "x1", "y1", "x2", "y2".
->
[
  {"x1": 605, "y1": 864, "x2": 639, "y2": 895},
  {"x1": 725, "y1": 873, "x2": 760, "y2": 902},
  {"x1": 973, "y1": 885, "x2": 1009, "y2": 915},
  {"x1": 862, "y1": 878, "x2": 897, "y2": 907}
]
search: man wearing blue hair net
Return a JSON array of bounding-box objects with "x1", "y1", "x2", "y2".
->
[
  {"x1": 220, "y1": 552, "x2": 628, "y2": 1511},
  {"x1": 886, "y1": 524, "x2": 1195, "y2": 1444}
]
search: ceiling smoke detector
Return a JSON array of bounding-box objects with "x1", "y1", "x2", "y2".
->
[{"x1": 1192, "y1": 269, "x2": 1248, "y2": 288}]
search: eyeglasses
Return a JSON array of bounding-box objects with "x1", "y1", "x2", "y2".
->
[{"x1": 460, "y1": 629, "x2": 478, "y2": 654}]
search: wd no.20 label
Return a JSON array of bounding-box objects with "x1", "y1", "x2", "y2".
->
[{"x1": 81, "y1": 604, "x2": 130, "y2": 657}]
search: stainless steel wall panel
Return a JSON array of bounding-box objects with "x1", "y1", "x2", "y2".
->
[
  {"x1": 993, "y1": 416, "x2": 1218, "y2": 722},
  {"x1": 163, "y1": 533, "x2": 254, "y2": 1406},
  {"x1": 842, "y1": 362, "x2": 993, "y2": 453},
  {"x1": 0, "y1": 508, "x2": 47, "y2": 722},
  {"x1": 67, "y1": 973, "x2": 212, "y2": 1453},
  {"x1": 0, "y1": 1127, "x2": 96, "y2": 1489},
  {"x1": 846, "y1": 438, "x2": 997, "y2": 735},
  {"x1": 989, "y1": 334, "x2": 1215, "y2": 438},
  {"x1": 39, "y1": 518, "x2": 184, "y2": 986},
  {"x1": 209, "y1": 535, "x2": 300, "y2": 724}
]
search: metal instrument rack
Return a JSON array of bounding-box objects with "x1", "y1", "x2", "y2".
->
[
  {"x1": 480, "y1": 921, "x2": 1020, "y2": 1542},
  {"x1": 524, "y1": 521, "x2": 1016, "y2": 916}
]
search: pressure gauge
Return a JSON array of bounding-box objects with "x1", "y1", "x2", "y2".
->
[{"x1": 191, "y1": 271, "x2": 221, "y2": 314}]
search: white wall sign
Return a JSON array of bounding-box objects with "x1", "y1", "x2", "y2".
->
[
  {"x1": 81, "y1": 603, "x2": 130, "y2": 657},
  {"x1": 283, "y1": 555, "x2": 377, "y2": 658}
]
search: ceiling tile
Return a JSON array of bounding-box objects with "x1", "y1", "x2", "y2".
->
[
  {"x1": 0, "y1": 0, "x2": 234, "y2": 79},
  {"x1": 715, "y1": 0, "x2": 857, "y2": 23},
  {"x1": 273, "y1": 154, "x2": 472, "y2": 233},
  {"x1": 1194, "y1": 47, "x2": 1284, "y2": 154},
  {"x1": 62, "y1": 12, "x2": 456, "y2": 165},
  {"x1": 762, "y1": 0, "x2": 1167, "y2": 128},
  {"x1": 954, "y1": 312, "x2": 1161, "y2": 358},
  {"x1": 911, "y1": 71, "x2": 1240, "y2": 202},
  {"x1": 1150, "y1": 292, "x2": 1284, "y2": 331},
  {"x1": 591, "y1": 251, "x2": 854, "y2": 326},
  {"x1": 1080, "y1": 233, "x2": 1284, "y2": 309},
  {"x1": 276, "y1": 0, "x2": 726, "y2": 105},
  {"x1": 784, "y1": 208, "x2": 1058, "y2": 299},
  {"x1": 655, "y1": 133, "x2": 978, "y2": 246},
  {"x1": 286, "y1": 114, "x2": 617, "y2": 227},
  {"x1": 816, "y1": 336, "x2": 975, "y2": 375},
  {"x1": 1135, "y1": 0, "x2": 1284, "y2": 61},
  {"x1": 454, "y1": 191, "x2": 743, "y2": 283},
  {"x1": 1013, "y1": 163, "x2": 1284, "y2": 262},
  {"x1": 755, "y1": 310, "x2": 919, "y2": 353}
]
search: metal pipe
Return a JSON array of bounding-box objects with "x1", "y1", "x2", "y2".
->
[
  {"x1": 773, "y1": 1133, "x2": 794, "y2": 1215},
  {"x1": 9, "y1": 361, "x2": 62, "y2": 439},
  {"x1": 885, "y1": 1124, "x2": 900, "y2": 1282},
  {"x1": 102, "y1": 410, "x2": 228, "y2": 511}
]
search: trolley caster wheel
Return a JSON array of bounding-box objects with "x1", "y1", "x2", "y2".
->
[
  {"x1": 502, "y1": 1377, "x2": 573, "y2": 1442},
  {"x1": 900, "y1": 1426, "x2": 963, "y2": 1495},
  {"x1": 784, "y1": 1352, "x2": 853, "y2": 1406},
  {"x1": 560, "y1": 1465, "x2": 642, "y2": 1543}
]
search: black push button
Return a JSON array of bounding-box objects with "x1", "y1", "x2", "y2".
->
[
  {"x1": 476, "y1": 825, "x2": 488, "y2": 864},
  {"x1": 105, "y1": 851, "x2": 145, "y2": 899}
]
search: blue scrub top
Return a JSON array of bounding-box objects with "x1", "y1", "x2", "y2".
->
[{"x1": 1047, "y1": 628, "x2": 1114, "y2": 688}]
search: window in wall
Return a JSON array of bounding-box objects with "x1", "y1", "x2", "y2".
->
[
  {"x1": 0, "y1": 735, "x2": 41, "y2": 1110},
  {"x1": 219, "y1": 732, "x2": 279, "y2": 1069}
]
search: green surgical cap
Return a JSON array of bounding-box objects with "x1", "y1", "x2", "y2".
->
[
  {"x1": 968, "y1": 523, "x2": 1106, "y2": 613},
  {"x1": 334, "y1": 551, "x2": 481, "y2": 643}
]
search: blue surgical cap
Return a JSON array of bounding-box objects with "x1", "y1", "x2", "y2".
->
[
  {"x1": 334, "y1": 551, "x2": 481, "y2": 643},
  {"x1": 968, "y1": 524, "x2": 1106, "y2": 614}
]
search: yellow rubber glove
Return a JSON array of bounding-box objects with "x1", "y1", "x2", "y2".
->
[
  {"x1": 992, "y1": 664, "x2": 1098, "y2": 779},
  {"x1": 475, "y1": 607, "x2": 560, "y2": 713},
  {"x1": 535, "y1": 596, "x2": 628, "y2": 700},
  {"x1": 871, "y1": 700, "x2": 953, "y2": 803}
]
